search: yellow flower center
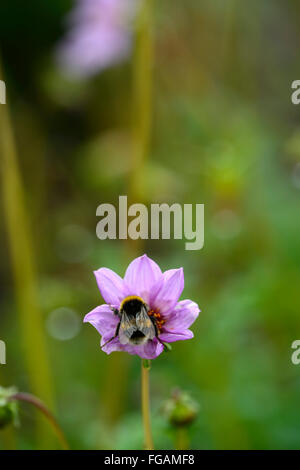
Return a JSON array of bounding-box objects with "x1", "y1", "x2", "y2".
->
[{"x1": 148, "y1": 309, "x2": 165, "y2": 332}]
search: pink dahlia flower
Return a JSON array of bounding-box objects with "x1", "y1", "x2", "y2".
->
[{"x1": 84, "y1": 254, "x2": 200, "y2": 359}]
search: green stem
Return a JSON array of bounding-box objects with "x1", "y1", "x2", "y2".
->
[
  {"x1": 10, "y1": 393, "x2": 69, "y2": 450},
  {"x1": 141, "y1": 359, "x2": 154, "y2": 450},
  {"x1": 101, "y1": 0, "x2": 154, "y2": 443},
  {"x1": 130, "y1": 0, "x2": 154, "y2": 205},
  {"x1": 0, "y1": 372, "x2": 16, "y2": 449},
  {"x1": 175, "y1": 426, "x2": 190, "y2": 450},
  {"x1": 0, "y1": 62, "x2": 55, "y2": 446},
  {"x1": 0, "y1": 425, "x2": 16, "y2": 450},
  {"x1": 134, "y1": 3, "x2": 155, "y2": 450}
]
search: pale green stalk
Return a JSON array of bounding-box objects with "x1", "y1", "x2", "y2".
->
[
  {"x1": 175, "y1": 427, "x2": 189, "y2": 450},
  {"x1": 101, "y1": 0, "x2": 155, "y2": 434},
  {"x1": 0, "y1": 66, "x2": 55, "y2": 447},
  {"x1": 0, "y1": 423, "x2": 16, "y2": 450},
  {"x1": 141, "y1": 359, "x2": 154, "y2": 450},
  {"x1": 133, "y1": 2, "x2": 155, "y2": 451},
  {"x1": 130, "y1": 0, "x2": 154, "y2": 205}
]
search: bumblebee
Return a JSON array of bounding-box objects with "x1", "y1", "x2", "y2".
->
[{"x1": 102, "y1": 296, "x2": 158, "y2": 348}]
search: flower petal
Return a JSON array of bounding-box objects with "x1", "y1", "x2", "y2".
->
[
  {"x1": 124, "y1": 254, "x2": 163, "y2": 303},
  {"x1": 159, "y1": 329, "x2": 194, "y2": 343},
  {"x1": 165, "y1": 299, "x2": 200, "y2": 328},
  {"x1": 94, "y1": 267, "x2": 128, "y2": 305},
  {"x1": 152, "y1": 268, "x2": 184, "y2": 314},
  {"x1": 140, "y1": 338, "x2": 164, "y2": 359},
  {"x1": 84, "y1": 304, "x2": 118, "y2": 338},
  {"x1": 122, "y1": 339, "x2": 163, "y2": 359},
  {"x1": 103, "y1": 338, "x2": 164, "y2": 359},
  {"x1": 101, "y1": 337, "x2": 123, "y2": 354}
]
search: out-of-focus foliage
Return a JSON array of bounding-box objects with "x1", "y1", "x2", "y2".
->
[
  {"x1": 0, "y1": 387, "x2": 18, "y2": 429},
  {"x1": 0, "y1": 0, "x2": 300, "y2": 449}
]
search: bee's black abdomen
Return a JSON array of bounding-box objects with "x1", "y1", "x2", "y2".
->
[{"x1": 130, "y1": 330, "x2": 146, "y2": 345}]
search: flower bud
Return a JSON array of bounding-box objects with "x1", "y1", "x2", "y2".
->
[{"x1": 163, "y1": 388, "x2": 199, "y2": 427}]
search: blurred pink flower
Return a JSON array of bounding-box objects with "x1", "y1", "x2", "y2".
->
[
  {"x1": 84, "y1": 254, "x2": 200, "y2": 359},
  {"x1": 56, "y1": 0, "x2": 139, "y2": 77}
]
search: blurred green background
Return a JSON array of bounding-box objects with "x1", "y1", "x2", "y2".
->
[{"x1": 1, "y1": 0, "x2": 300, "y2": 450}]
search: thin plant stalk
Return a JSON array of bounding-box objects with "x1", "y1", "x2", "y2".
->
[
  {"x1": 175, "y1": 427, "x2": 190, "y2": 450},
  {"x1": 141, "y1": 360, "x2": 154, "y2": 450},
  {"x1": 0, "y1": 64, "x2": 55, "y2": 446},
  {"x1": 101, "y1": 0, "x2": 154, "y2": 432},
  {"x1": 0, "y1": 424, "x2": 16, "y2": 450},
  {"x1": 130, "y1": 0, "x2": 154, "y2": 206},
  {"x1": 9, "y1": 393, "x2": 69, "y2": 450},
  {"x1": 0, "y1": 372, "x2": 16, "y2": 449},
  {"x1": 0, "y1": 418, "x2": 17, "y2": 450},
  {"x1": 135, "y1": 2, "x2": 155, "y2": 451}
]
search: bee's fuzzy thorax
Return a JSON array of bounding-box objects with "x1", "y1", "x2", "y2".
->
[{"x1": 120, "y1": 295, "x2": 146, "y2": 310}]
